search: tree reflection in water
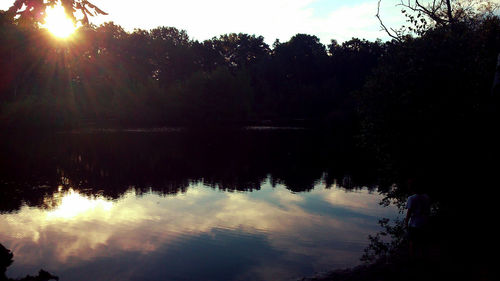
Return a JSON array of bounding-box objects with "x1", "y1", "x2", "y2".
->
[
  {"x1": 0, "y1": 129, "x2": 395, "y2": 281},
  {"x1": 0, "y1": 129, "x2": 376, "y2": 213}
]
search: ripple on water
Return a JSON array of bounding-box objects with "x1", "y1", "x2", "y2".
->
[{"x1": 1, "y1": 182, "x2": 399, "y2": 281}]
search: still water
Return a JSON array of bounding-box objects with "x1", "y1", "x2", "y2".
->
[{"x1": 0, "y1": 129, "x2": 398, "y2": 281}]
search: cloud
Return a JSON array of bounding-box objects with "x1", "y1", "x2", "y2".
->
[
  {"x1": 312, "y1": 1, "x2": 406, "y2": 43},
  {"x1": 0, "y1": 1, "x2": 415, "y2": 44},
  {"x1": 4, "y1": 1, "x2": 500, "y2": 44},
  {"x1": 86, "y1": 0, "x2": 406, "y2": 44},
  {"x1": 0, "y1": 183, "x2": 398, "y2": 279}
]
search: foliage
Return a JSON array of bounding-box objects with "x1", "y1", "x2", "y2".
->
[
  {"x1": 7, "y1": 0, "x2": 106, "y2": 26},
  {"x1": 208, "y1": 33, "x2": 270, "y2": 69},
  {"x1": 357, "y1": 15, "x2": 500, "y2": 182},
  {"x1": 361, "y1": 218, "x2": 407, "y2": 264},
  {"x1": 0, "y1": 11, "x2": 383, "y2": 129},
  {"x1": 358, "y1": 7, "x2": 500, "y2": 274},
  {"x1": 2, "y1": 1, "x2": 499, "y2": 171},
  {"x1": 0, "y1": 244, "x2": 13, "y2": 278},
  {"x1": 377, "y1": 0, "x2": 499, "y2": 40},
  {"x1": 164, "y1": 68, "x2": 254, "y2": 126},
  {"x1": 1, "y1": 243, "x2": 58, "y2": 281},
  {"x1": 1, "y1": 2, "x2": 500, "y2": 277}
]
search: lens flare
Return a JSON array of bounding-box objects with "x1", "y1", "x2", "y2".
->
[{"x1": 42, "y1": 4, "x2": 77, "y2": 38}]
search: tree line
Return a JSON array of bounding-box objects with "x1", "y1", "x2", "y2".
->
[
  {"x1": 0, "y1": 10, "x2": 384, "y2": 129},
  {"x1": 0, "y1": 130, "x2": 373, "y2": 213},
  {"x1": 2, "y1": 2, "x2": 500, "y2": 275},
  {"x1": 1, "y1": 2, "x2": 500, "y2": 181}
]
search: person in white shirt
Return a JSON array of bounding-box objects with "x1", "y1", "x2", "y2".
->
[{"x1": 405, "y1": 178, "x2": 431, "y2": 260}]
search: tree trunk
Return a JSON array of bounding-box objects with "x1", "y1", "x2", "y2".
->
[{"x1": 445, "y1": 0, "x2": 454, "y2": 23}]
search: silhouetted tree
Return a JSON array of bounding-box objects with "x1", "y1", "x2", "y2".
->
[
  {"x1": 149, "y1": 27, "x2": 198, "y2": 87},
  {"x1": 377, "y1": 0, "x2": 499, "y2": 40},
  {"x1": 358, "y1": 15, "x2": 500, "y2": 184},
  {"x1": 272, "y1": 34, "x2": 328, "y2": 84},
  {"x1": 209, "y1": 33, "x2": 270, "y2": 69},
  {"x1": 0, "y1": 244, "x2": 58, "y2": 281}
]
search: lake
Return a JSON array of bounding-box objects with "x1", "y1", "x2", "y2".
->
[{"x1": 0, "y1": 129, "x2": 399, "y2": 281}]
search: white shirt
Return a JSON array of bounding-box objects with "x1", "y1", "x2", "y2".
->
[{"x1": 406, "y1": 193, "x2": 430, "y2": 228}]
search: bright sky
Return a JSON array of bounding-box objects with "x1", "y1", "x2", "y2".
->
[{"x1": 0, "y1": 0, "x2": 412, "y2": 44}]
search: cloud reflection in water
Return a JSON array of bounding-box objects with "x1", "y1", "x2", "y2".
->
[{"x1": 0, "y1": 181, "x2": 398, "y2": 281}]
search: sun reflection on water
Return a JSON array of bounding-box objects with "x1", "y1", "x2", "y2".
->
[
  {"x1": 0, "y1": 183, "x2": 399, "y2": 280},
  {"x1": 46, "y1": 189, "x2": 113, "y2": 219}
]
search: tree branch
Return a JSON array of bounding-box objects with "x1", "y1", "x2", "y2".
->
[
  {"x1": 406, "y1": 0, "x2": 448, "y2": 25},
  {"x1": 377, "y1": 0, "x2": 403, "y2": 42},
  {"x1": 445, "y1": 0, "x2": 454, "y2": 22}
]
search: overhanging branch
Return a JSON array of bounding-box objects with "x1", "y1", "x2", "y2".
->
[{"x1": 377, "y1": 0, "x2": 403, "y2": 42}]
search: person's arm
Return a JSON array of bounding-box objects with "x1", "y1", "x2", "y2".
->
[
  {"x1": 405, "y1": 207, "x2": 412, "y2": 228},
  {"x1": 405, "y1": 197, "x2": 413, "y2": 228}
]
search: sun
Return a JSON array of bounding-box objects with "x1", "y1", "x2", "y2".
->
[{"x1": 42, "y1": 3, "x2": 78, "y2": 39}]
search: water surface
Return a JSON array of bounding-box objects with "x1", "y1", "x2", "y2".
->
[{"x1": 0, "y1": 130, "x2": 398, "y2": 280}]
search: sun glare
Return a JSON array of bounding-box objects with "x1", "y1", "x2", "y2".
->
[
  {"x1": 43, "y1": 4, "x2": 78, "y2": 38},
  {"x1": 47, "y1": 189, "x2": 113, "y2": 219}
]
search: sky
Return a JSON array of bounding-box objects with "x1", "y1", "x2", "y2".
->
[
  {"x1": 1, "y1": 183, "x2": 398, "y2": 280},
  {"x1": 0, "y1": 0, "x2": 413, "y2": 44}
]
